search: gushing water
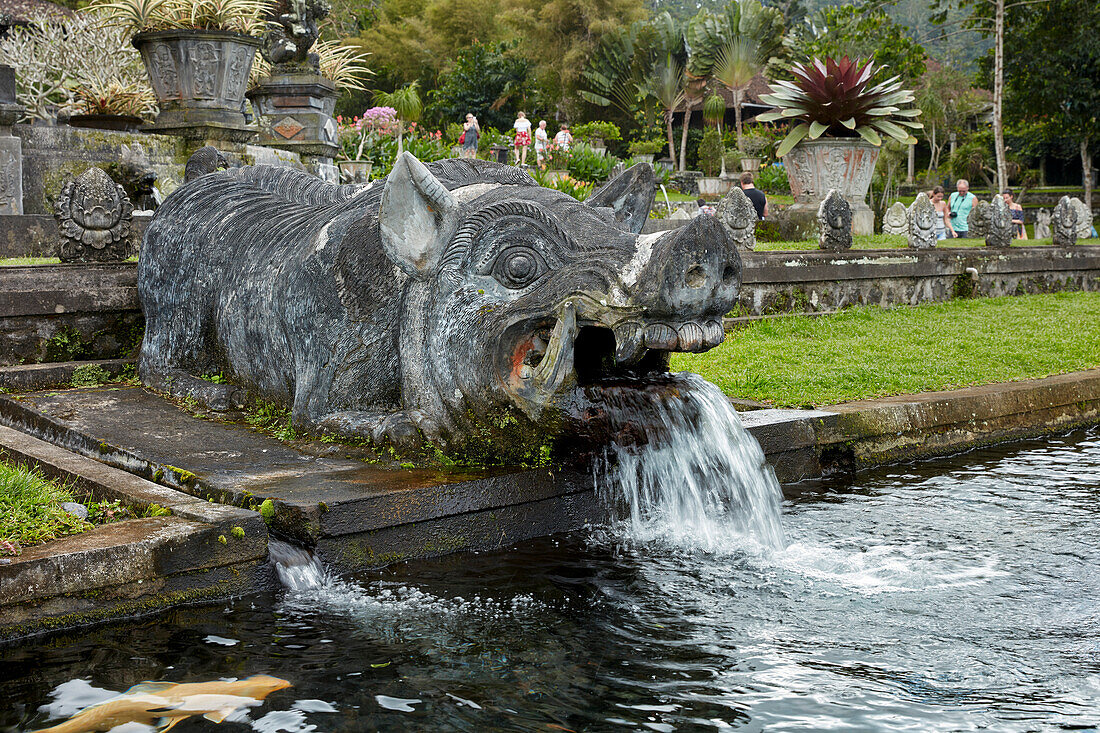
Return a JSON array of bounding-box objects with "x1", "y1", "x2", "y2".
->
[
  {"x1": 269, "y1": 539, "x2": 327, "y2": 591},
  {"x1": 596, "y1": 373, "x2": 785, "y2": 552}
]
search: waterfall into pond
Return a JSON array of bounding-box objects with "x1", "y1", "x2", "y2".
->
[
  {"x1": 595, "y1": 372, "x2": 786, "y2": 552},
  {"x1": 269, "y1": 539, "x2": 327, "y2": 591}
]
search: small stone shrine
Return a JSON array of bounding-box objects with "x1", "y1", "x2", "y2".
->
[
  {"x1": 1034, "y1": 208, "x2": 1051, "y2": 239},
  {"x1": 1069, "y1": 197, "x2": 1092, "y2": 239},
  {"x1": 1052, "y1": 196, "x2": 1078, "y2": 247},
  {"x1": 818, "y1": 189, "x2": 853, "y2": 251},
  {"x1": 714, "y1": 186, "x2": 757, "y2": 251},
  {"x1": 907, "y1": 193, "x2": 937, "y2": 250},
  {"x1": 986, "y1": 195, "x2": 1014, "y2": 248},
  {"x1": 0, "y1": 64, "x2": 24, "y2": 215},
  {"x1": 56, "y1": 167, "x2": 135, "y2": 262},
  {"x1": 882, "y1": 201, "x2": 909, "y2": 235},
  {"x1": 967, "y1": 199, "x2": 991, "y2": 239}
]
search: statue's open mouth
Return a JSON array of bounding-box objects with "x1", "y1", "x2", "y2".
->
[{"x1": 503, "y1": 300, "x2": 726, "y2": 419}]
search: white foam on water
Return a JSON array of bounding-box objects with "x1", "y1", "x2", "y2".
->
[
  {"x1": 596, "y1": 373, "x2": 786, "y2": 553},
  {"x1": 376, "y1": 695, "x2": 422, "y2": 712},
  {"x1": 269, "y1": 539, "x2": 328, "y2": 592}
]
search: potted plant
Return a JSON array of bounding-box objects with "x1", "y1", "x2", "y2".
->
[
  {"x1": 737, "y1": 131, "x2": 768, "y2": 172},
  {"x1": 541, "y1": 142, "x2": 570, "y2": 182},
  {"x1": 572, "y1": 121, "x2": 620, "y2": 156},
  {"x1": 69, "y1": 79, "x2": 156, "y2": 132},
  {"x1": 697, "y1": 127, "x2": 730, "y2": 197},
  {"x1": 628, "y1": 139, "x2": 664, "y2": 164},
  {"x1": 757, "y1": 56, "x2": 922, "y2": 234},
  {"x1": 87, "y1": 0, "x2": 271, "y2": 141},
  {"x1": 336, "y1": 105, "x2": 396, "y2": 182}
]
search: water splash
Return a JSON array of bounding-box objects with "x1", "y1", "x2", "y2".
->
[
  {"x1": 269, "y1": 539, "x2": 327, "y2": 591},
  {"x1": 595, "y1": 373, "x2": 785, "y2": 553}
]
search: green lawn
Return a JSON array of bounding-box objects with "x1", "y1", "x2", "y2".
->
[
  {"x1": 0, "y1": 462, "x2": 89, "y2": 555},
  {"x1": 755, "y1": 234, "x2": 1059, "y2": 251},
  {"x1": 0, "y1": 257, "x2": 61, "y2": 266},
  {"x1": 671, "y1": 292, "x2": 1100, "y2": 408}
]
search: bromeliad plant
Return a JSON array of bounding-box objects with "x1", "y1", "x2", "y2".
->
[
  {"x1": 85, "y1": 0, "x2": 273, "y2": 36},
  {"x1": 758, "y1": 57, "x2": 922, "y2": 158}
]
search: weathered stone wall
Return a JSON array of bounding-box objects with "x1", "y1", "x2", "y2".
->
[
  {"x1": 13, "y1": 124, "x2": 304, "y2": 215},
  {"x1": 739, "y1": 246, "x2": 1100, "y2": 315},
  {"x1": 0, "y1": 263, "x2": 142, "y2": 365}
]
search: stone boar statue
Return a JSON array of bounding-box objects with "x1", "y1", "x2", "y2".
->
[{"x1": 139, "y1": 153, "x2": 742, "y2": 459}]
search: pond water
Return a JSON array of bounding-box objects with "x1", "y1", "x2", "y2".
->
[{"x1": 3, "y1": 400, "x2": 1098, "y2": 730}]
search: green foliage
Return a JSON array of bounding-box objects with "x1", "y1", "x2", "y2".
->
[
  {"x1": 44, "y1": 326, "x2": 88, "y2": 363},
  {"x1": 230, "y1": 525, "x2": 245, "y2": 539},
  {"x1": 673, "y1": 293, "x2": 1100, "y2": 407},
  {"x1": 374, "y1": 81, "x2": 422, "y2": 124},
  {"x1": 685, "y1": 0, "x2": 785, "y2": 79},
  {"x1": 754, "y1": 162, "x2": 790, "y2": 194},
  {"x1": 143, "y1": 503, "x2": 171, "y2": 517},
  {"x1": 201, "y1": 373, "x2": 228, "y2": 384},
  {"x1": 71, "y1": 364, "x2": 110, "y2": 388},
  {"x1": 528, "y1": 168, "x2": 594, "y2": 200},
  {"x1": 258, "y1": 498, "x2": 275, "y2": 523},
  {"x1": 566, "y1": 143, "x2": 619, "y2": 181},
  {"x1": 698, "y1": 127, "x2": 724, "y2": 176},
  {"x1": 629, "y1": 139, "x2": 665, "y2": 155},
  {"x1": 0, "y1": 462, "x2": 88, "y2": 553},
  {"x1": 572, "y1": 121, "x2": 622, "y2": 142},
  {"x1": 424, "y1": 41, "x2": 540, "y2": 130},
  {"x1": 246, "y1": 400, "x2": 297, "y2": 441},
  {"x1": 790, "y1": 5, "x2": 926, "y2": 83}
]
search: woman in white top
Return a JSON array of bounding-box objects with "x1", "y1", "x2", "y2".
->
[
  {"x1": 513, "y1": 112, "x2": 532, "y2": 166},
  {"x1": 534, "y1": 120, "x2": 549, "y2": 167},
  {"x1": 554, "y1": 124, "x2": 572, "y2": 150}
]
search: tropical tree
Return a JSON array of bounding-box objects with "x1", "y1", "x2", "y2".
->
[
  {"x1": 914, "y1": 66, "x2": 986, "y2": 175},
  {"x1": 373, "y1": 82, "x2": 422, "y2": 154},
  {"x1": 712, "y1": 38, "x2": 762, "y2": 151},
  {"x1": 426, "y1": 42, "x2": 537, "y2": 130},
  {"x1": 645, "y1": 52, "x2": 686, "y2": 162}
]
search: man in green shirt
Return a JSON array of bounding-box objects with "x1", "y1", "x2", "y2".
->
[{"x1": 948, "y1": 179, "x2": 977, "y2": 237}]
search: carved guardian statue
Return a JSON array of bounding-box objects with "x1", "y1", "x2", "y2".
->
[
  {"x1": 1052, "y1": 196, "x2": 1078, "y2": 246},
  {"x1": 714, "y1": 187, "x2": 757, "y2": 251},
  {"x1": 986, "y1": 195, "x2": 1014, "y2": 248},
  {"x1": 907, "y1": 193, "x2": 937, "y2": 250},
  {"x1": 1034, "y1": 208, "x2": 1051, "y2": 239},
  {"x1": 882, "y1": 201, "x2": 908, "y2": 236},
  {"x1": 967, "y1": 200, "x2": 991, "y2": 239},
  {"x1": 56, "y1": 167, "x2": 134, "y2": 262},
  {"x1": 139, "y1": 155, "x2": 742, "y2": 460},
  {"x1": 817, "y1": 189, "x2": 852, "y2": 251}
]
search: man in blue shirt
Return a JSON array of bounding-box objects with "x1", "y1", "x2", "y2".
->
[{"x1": 948, "y1": 179, "x2": 977, "y2": 237}]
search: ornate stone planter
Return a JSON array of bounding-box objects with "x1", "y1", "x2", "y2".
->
[
  {"x1": 338, "y1": 160, "x2": 372, "y2": 184},
  {"x1": 633, "y1": 154, "x2": 655, "y2": 164},
  {"x1": 698, "y1": 176, "x2": 731, "y2": 197},
  {"x1": 246, "y1": 72, "x2": 339, "y2": 158},
  {"x1": 133, "y1": 30, "x2": 260, "y2": 142},
  {"x1": 782, "y1": 138, "x2": 879, "y2": 235},
  {"x1": 739, "y1": 157, "x2": 761, "y2": 173}
]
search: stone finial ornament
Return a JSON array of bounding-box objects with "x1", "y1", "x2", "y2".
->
[
  {"x1": 138, "y1": 157, "x2": 742, "y2": 460},
  {"x1": 1034, "y1": 208, "x2": 1051, "y2": 239},
  {"x1": 1052, "y1": 196, "x2": 1078, "y2": 246},
  {"x1": 262, "y1": 0, "x2": 330, "y2": 69},
  {"x1": 1069, "y1": 197, "x2": 1092, "y2": 240},
  {"x1": 817, "y1": 189, "x2": 852, "y2": 251},
  {"x1": 967, "y1": 200, "x2": 991, "y2": 239},
  {"x1": 986, "y1": 195, "x2": 1014, "y2": 248},
  {"x1": 882, "y1": 201, "x2": 909, "y2": 235},
  {"x1": 714, "y1": 186, "x2": 757, "y2": 251},
  {"x1": 907, "y1": 193, "x2": 937, "y2": 250},
  {"x1": 118, "y1": 143, "x2": 159, "y2": 212},
  {"x1": 184, "y1": 146, "x2": 230, "y2": 182},
  {"x1": 55, "y1": 167, "x2": 134, "y2": 262}
]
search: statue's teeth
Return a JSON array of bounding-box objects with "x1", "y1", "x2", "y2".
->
[
  {"x1": 702, "y1": 320, "x2": 725, "y2": 347},
  {"x1": 612, "y1": 322, "x2": 644, "y2": 364},
  {"x1": 677, "y1": 322, "x2": 705, "y2": 352},
  {"x1": 643, "y1": 323, "x2": 679, "y2": 350}
]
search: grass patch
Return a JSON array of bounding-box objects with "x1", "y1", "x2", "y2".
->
[
  {"x1": 0, "y1": 463, "x2": 89, "y2": 554},
  {"x1": 0, "y1": 257, "x2": 62, "y2": 267},
  {"x1": 672, "y1": 292, "x2": 1100, "y2": 408},
  {"x1": 754, "y1": 234, "x2": 1055, "y2": 251}
]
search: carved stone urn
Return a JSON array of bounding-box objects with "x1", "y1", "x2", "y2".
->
[
  {"x1": 133, "y1": 30, "x2": 260, "y2": 142},
  {"x1": 782, "y1": 138, "x2": 879, "y2": 236}
]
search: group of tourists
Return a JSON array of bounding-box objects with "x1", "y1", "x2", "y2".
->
[
  {"x1": 458, "y1": 112, "x2": 575, "y2": 167},
  {"x1": 929, "y1": 179, "x2": 1028, "y2": 240}
]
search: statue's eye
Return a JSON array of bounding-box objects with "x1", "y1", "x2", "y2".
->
[{"x1": 492, "y1": 246, "x2": 547, "y2": 289}]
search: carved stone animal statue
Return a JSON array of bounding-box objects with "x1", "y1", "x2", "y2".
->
[
  {"x1": 882, "y1": 201, "x2": 908, "y2": 236},
  {"x1": 967, "y1": 200, "x2": 991, "y2": 239},
  {"x1": 1034, "y1": 208, "x2": 1051, "y2": 239},
  {"x1": 183, "y1": 146, "x2": 229, "y2": 182},
  {"x1": 118, "y1": 143, "x2": 159, "y2": 211},
  {"x1": 139, "y1": 154, "x2": 742, "y2": 460},
  {"x1": 714, "y1": 186, "x2": 756, "y2": 251},
  {"x1": 907, "y1": 193, "x2": 937, "y2": 250},
  {"x1": 817, "y1": 189, "x2": 852, "y2": 251},
  {"x1": 56, "y1": 167, "x2": 134, "y2": 262},
  {"x1": 1052, "y1": 196, "x2": 1078, "y2": 246},
  {"x1": 985, "y1": 195, "x2": 1014, "y2": 248}
]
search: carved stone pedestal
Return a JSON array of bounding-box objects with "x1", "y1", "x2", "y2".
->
[
  {"x1": 246, "y1": 73, "x2": 339, "y2": 160},
  {"x1": 0, "y1": 65, "x2": 24, "y2": 214},
  {"x1": 783, "y1": 138, "x2": 879, "y2": 236}
]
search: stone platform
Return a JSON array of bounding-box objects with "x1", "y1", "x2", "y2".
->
[{"x1": 0, "y1": 386, "x2": 599, "y2": 573}]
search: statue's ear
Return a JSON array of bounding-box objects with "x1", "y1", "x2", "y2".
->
[
  {"x1": 379, "y1": 152, "x2": 460, "y2": 277},
  {"x1": 586, "y1": 162, "x2": 656, "y2": 235}
]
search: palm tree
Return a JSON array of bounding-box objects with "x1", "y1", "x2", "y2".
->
[
  {"x1": 712, "y1": 37, "x2": 764, "y2": 152},
  {"x1": 373, "y1": 82, "x2": 422, "y2": 154},
  {"x1": 645, "y1": 53, "x2": 686, "y2": 165}
]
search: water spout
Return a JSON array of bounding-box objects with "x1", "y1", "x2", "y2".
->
[
  {"x1": 659, "y1": 184, "x2": 672, "y2": 216},
  {"x1": 269, "y1": 539, "x2": 327, "y2": 591}
]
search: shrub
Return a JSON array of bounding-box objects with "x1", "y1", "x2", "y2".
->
[
  {"x1": 72, "y1": 364, "x2": 110, "y2": 387},
  {"x1": 698, "y1": 128, "x2": 724, "y2": 177},
  {"x1": 567, "y1": 143, "x2": 618, "y2": 182},
  {"x1": 755, "y1": 163, "x2": 791, "y2": 194},
  {"x1": 572, "y1": 121, "x2": 621, "y2": 142},
  {"x1": 629, "y1": 139, "x2": 665, "y2": 156}
]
